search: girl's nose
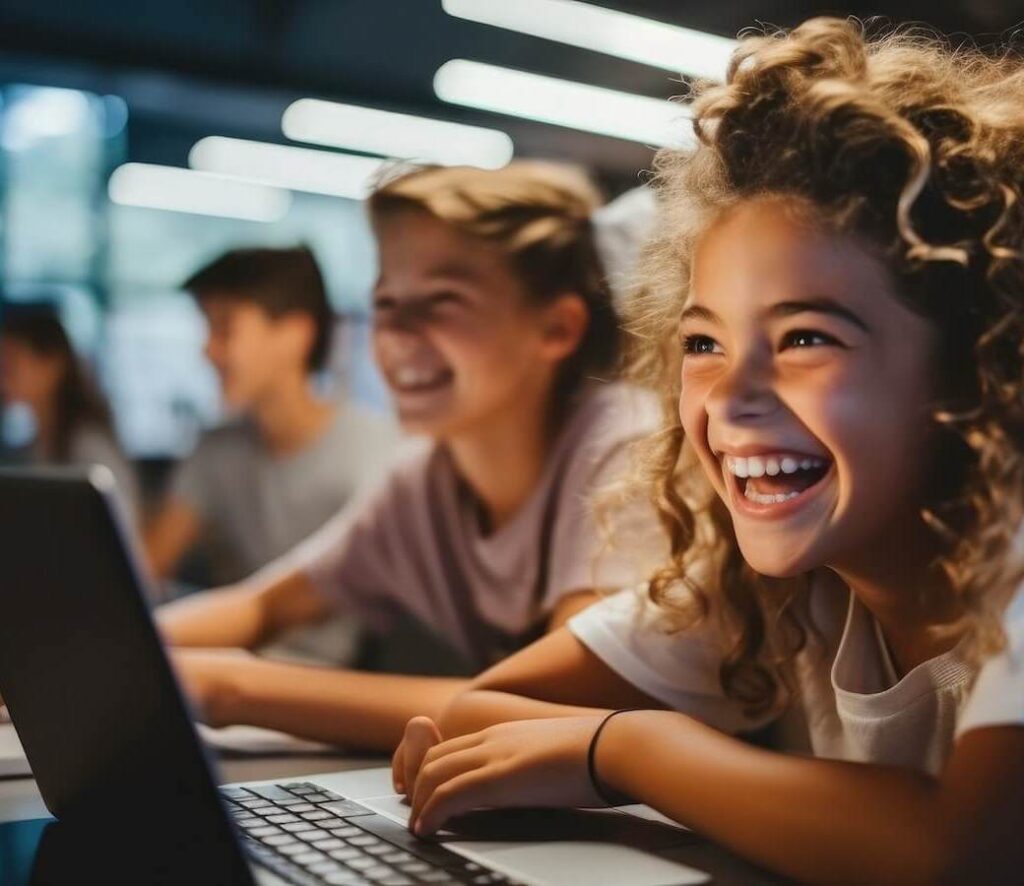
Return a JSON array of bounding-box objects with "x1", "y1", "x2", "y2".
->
[{"x1": 704, "y1": 353, "x2": 778, "y2": 424}]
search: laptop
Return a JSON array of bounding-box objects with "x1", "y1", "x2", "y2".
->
[{"x1": 0, "y1": 467, "x2": 739, "y2": 886}]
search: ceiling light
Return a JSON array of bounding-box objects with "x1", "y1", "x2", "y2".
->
[
  {"x1": 190, "y1": 137, "x2": 386, "y2": 200},
  {"x1": 442, "y1": 0, "x2": 736, "y2": 80},
  {"x1": 434, "y1": 60, "x2": 691, "y2": 147},
  {"x1": 282, "y1": 99, "x2": 514, "y2": 168},
  {"x1": 108, "y1": 163, "x2": 290, "y2": 222}
]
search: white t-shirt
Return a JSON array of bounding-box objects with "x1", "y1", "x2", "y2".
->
[{"x1": 569, "y1": 572, "x2": 1024, "y2": 776}]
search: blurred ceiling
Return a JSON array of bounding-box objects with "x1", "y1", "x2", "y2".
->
[{"x1": 1, "y1": 0, "x2": 1023, "y2": 191}]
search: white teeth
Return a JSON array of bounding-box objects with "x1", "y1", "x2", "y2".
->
[
  {"x1": 724, "y1": 453, "x2": 827, "y2": 478},
  {"x1": 394, "y1": 367, "x2": 446, "y2": 388},
  {"x1": 744, "y1": 487, "x2": 801, "y2": 505}
]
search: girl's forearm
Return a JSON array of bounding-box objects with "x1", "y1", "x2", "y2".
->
[
  {"x1": 599, "y1": 710, "x2": 947, "y2": 885},
  {"x1": 214, "y1": 657, "x2": 470, "y2": 751},
  {"x1": 441, "y1": 689, "x2": 605, "y2": 738}
]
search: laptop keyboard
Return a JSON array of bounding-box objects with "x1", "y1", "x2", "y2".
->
[{"x1": 220, "y1": 782, "x2": 520, "y2": 886}]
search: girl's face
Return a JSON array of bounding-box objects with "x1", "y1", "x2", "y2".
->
[
  {"x1": 679, "y1": 200, "x2": 939, "y2": 577},
  {"x1": 371, "y1": 208, "x2": 578, "y2": 438}
]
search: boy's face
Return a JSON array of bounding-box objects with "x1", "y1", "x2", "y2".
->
[
  {"x1": 678, "y1": 199, "x2": 939, "y2": 577},
  {"x1": 371, "y1": 208, "x2": 574, "y2": 438},
  {"x1": 200, "y1": 296, "x2": 308, "y2": 410},
  {"x1": 0, "y1": 337, "x2": 62, "y2": 409}
]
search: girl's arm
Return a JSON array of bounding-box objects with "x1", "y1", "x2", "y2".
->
[
  {"x1": 174, "y1": 593, "x2": 602, "y2": 752},
  {"x1": 407, "y1": 709, "x2": 1024, "y2": 885},
  {"x1": 158, "y1": 567, "x2": 330, "y2": 649},
  {"x1": 441, "y1": 626, "x2": 664, "y2": 736},
  {"x1": 392, "y1": 626, "x2": 661, "y2": 793}
]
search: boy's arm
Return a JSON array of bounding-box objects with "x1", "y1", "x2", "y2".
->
[{"x1": 144, "y1": 498, "x2": 201, "y2": 581}]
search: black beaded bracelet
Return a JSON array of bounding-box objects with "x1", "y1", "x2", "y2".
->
[{"x1": 586, "y1": 709, "x2": 635, "y2": 807}]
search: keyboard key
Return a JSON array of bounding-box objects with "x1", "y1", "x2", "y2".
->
[
  {"x1": 323, "y1": 874, "x2": 367, "y2": 885},
  {"x1": 261, "y1": 834, "x2": 298, "y2": 847},
  {"x1": 349, "y1": 835, "x2": 379, "y2": 847},
  {"x1": 297, "y1": 830, "x2": 331, "y2": 843},
  {"x1": 398, "y1": 862, "x2": 429, "y2": 874},
  {"x1": 321, "y1": 800, "x2": 377, "y2": 818},
  {"x1": 328, "y1": 848, "x2": 363, "y2": 861},
  {"x1": 247, "y1": 826, "x2": 283, "y2": 838},
  {"x1": 301, "y1": 810, "x2": 333, "y2": 821},
  {"x1": 266, "y1": 813, "x2": 300, "y2": 824},
  {"x1": 239, "y1": 798, "x2": 276, "y2": 810},
  {"x1": 327, "y1": 826, "x2": 363, "y2": 838},
  {"x1": 347, "y1": 857, "x2": 377, "y2": 870},
  {"x1": 219, "y1": 786, "x2": 253, "y2": 800},
  {"x1": 310, "y1": 838, "x2": 345, "y2": 851},
  {"x1": 249, "y1": 784, "x2": 303, "y2": 803},
  {"x1": 309, "y1": 860, "x2": 346, "y2": 874},
  {"x1": 288, "y1": 803, "x2": 317, "y2": 813},
  {"x1": 362, "y1": 866, "x2": 396, "y2": 881},
  {"x1": 283, "y1": 822, "x2": 321, "y2": 833},
  {"x1": 277, "y1": 842, "x2": 310, "y2": 856},
  {"x1": 380, "y1": 852, "x2": 414, "y2": 865},
  {"x1": 293, "y1": 850, "x2": 328, "y2": 865}
]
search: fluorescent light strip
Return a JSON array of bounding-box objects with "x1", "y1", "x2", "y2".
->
[
  {"x1": 190, "y1": 137, "x2": 387, "y2": 200},
  {"x1": 282, "y1": 99, "x2": 514, "y2": 169},
  {"x1": 443, "y1": 0, "x2": 736, "y2": 81},
  {"x1": 108, "y1": 163, "x2": 290, "y2": 222},
  {"x1": 434, "y1": 60, "x2": 691, "y2": 147}
]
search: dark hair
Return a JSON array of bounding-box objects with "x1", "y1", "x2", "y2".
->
[
  {"x1": 183, "y1": 245, "x2": 334, "y2": 372},
  {"x1": 368, "y1": 163, "x2": 621, "y2": 406},
  {"x1": 0, "y1": 302, "x2": 114, "y2": 461}
]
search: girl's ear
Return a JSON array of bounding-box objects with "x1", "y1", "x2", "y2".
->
[{"x1": 539, "y1": 293, "x2": 588, "y2": 364}]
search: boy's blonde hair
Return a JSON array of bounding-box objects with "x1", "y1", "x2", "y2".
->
[
  {"x1": 628, "y1": 18, "x2": 1024, "y2": 715},
  {"x1": 367, "y1": 162, "x2": 621, "y2": 404}
]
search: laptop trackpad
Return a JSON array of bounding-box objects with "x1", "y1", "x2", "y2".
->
[{"x1": 477, "y1": 842, "x2": 710, "y2": 885}]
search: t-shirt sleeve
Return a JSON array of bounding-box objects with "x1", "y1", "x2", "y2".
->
[
  {"x1": 956, "y1": 586, "x2": 1024, "y2": 736},
  {"x1": 568, "y1": 587, "x2": 779, "y2": 735},
  {"x1": 272, "y1": 466, "x2": 416, "y2": 632},
  {"x1": 544, "y1": 440, "x2": 667, "y2": 609}
]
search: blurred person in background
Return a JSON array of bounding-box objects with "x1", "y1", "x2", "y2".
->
[
  {"x1": 158, "y1": 162, "x2": 665, "y2": 751},
  {"x1": 0, "y1": 300, "x2": 140, "y2": 523},
  {"x1": 144, "y1": 246, "x2": 400, "y2": 663}
]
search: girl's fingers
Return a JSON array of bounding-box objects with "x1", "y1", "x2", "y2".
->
[
  {"x1": 401, "y1": 716, "x2": 443, "y2": 798},
  {"x1": 414, "y1": 766, "x2": 508, "y2": 837},
  {"x1": 391, "y1": 739, "x2": 406, "y2": 794},
  {"x1": 410, "y1": 744, "x2": 490, "y2": 824}
]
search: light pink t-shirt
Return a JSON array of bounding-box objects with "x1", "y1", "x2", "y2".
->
[{"x1": 287, "y1": 382, "x2": 665, "y2": 668}]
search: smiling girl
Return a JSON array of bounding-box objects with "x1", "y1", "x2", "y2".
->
[
  {"x1": 394, "y1": 19, "x2": 1024, "y2": 882},
  {"x1": 158, "y1": 161, "x2": 663, "y2": 750}
]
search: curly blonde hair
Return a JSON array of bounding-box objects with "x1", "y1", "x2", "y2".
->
[{"x1": 628, "y1": 17, "x2": 1024, "y2": 716}]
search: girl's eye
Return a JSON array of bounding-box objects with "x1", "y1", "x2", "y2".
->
[
  {"x1": 682, "y1": 334, "x2": 722, "y2": 356},
  {"x1": 780, "y1": 329, "x2": 841, "y2": 350}
]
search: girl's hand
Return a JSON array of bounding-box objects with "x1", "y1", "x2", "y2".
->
[
  {"x1": 408, "y1": 716, "x2": 607, "y2": 836},
  {"x1": 392, "y1": 716, "x2": 443, "y2": 797}
]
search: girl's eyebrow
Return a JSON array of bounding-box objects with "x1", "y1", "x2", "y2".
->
[
  {"x1": 768, "y1": 298, "x2": 871, "y2": 332},
  {"x1": 679, "y1": 299, "x2": 871, "y2": 332}
]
